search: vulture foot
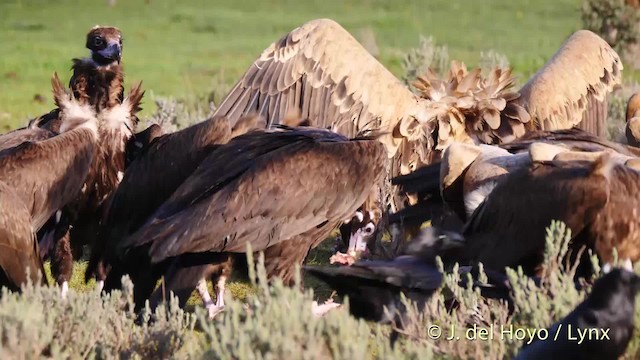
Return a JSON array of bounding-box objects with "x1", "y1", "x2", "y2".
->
[
  {"x1": 96, "y1": 280, "x2": 104, "y2": 293},
  {"x1": 61, "y1": 281, "x2": 69, "y2": 299}
]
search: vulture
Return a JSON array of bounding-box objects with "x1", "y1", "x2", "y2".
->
[
  {"x1": 515, "y1": 268, "x2": 640, "y2": 360},
  {"x1": 415, "y1": 150, "x2": 640, "y2": 277},
  {"x1": 211, "y1": 19, "x2": 621, "y2": 185},
  {"x1": 19, "y1": 25, "x2": 147, "y2": 295},
  {"x1": 0, "y1": 74, "x2": 99, "y2": 292},
  {"x1": 626, "y1": 92, "x2": 640, "y2": 147},
  {"x1": 393, "y1": 128, "x2": 640, "y2": 227},
  {"x1": 90, "y1": 114, "x2": 263, "y2": 294},
  {"x1": 109, "y1": 126, "x2": 387, "y2": 315}
]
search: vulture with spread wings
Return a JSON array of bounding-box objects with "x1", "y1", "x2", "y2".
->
[{"x1": 212, "y1": 19, "x2": 621, "y2": 180}]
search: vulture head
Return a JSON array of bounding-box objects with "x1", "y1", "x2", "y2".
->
[
  {"x1": 626, "y1": 92, "x2": 640, "y2": 147},
  {"x1": 331, "y1": 210, "x2": 379, "y2": 265},
  {"x1": 86, "y1": 26, "x2": 123, "y2": 66},
  {"x1": 51, "y1": 72, "x2": 98, "y2": 135},
  {"x1": 401, "y1": 226, "x2": 465, "y2": 264}
]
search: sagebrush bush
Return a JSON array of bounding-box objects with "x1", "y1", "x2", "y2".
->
[
  {"x1": 401, "y1": 36, "x2": 449, "y2": 87},
  {"x1": 1, "y1": 221, "x2": 639, "y2": 359}
]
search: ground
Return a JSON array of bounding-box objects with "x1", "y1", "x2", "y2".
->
[{"x1": 0, "y1": 0, "x2": 585, "y2": 130}]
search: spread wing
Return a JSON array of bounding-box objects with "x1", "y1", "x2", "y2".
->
[
  {"x1": 516, "y1": 30, "x2": 622, "y2": 133},
  {"x1": 120, "y1": 128, "x2": 387, "y2": 262},
  {"x1": 212, "y1": 18, "x2": 420, "y2": 157}
]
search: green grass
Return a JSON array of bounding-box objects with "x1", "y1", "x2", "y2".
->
[{"x1": 0, "y1": 0, "x2": 584, "y2": 130}]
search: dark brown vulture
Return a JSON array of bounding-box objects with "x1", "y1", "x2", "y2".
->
[
  {"x1": 90, "y1": 114, "x2": 263, "y2": 294},
  {"x1": 515, "y1": 268, "x2": 640, "y2": 359},
  {"x1": 18, "y1": 25, "x2": 149, "y2": 295},
  {"x1": 419, "y1": 151, "x2": 640, "y2": 277},
  {"x1": 0, "y1": 74, "x2": 99, "y2": 292},
  {"x1": 109, "y1": 126, "x2": 387, "y2": 315}
]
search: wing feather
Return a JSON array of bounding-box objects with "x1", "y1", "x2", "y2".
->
[
  {"x1": 211, "y1": 18, "x2": 419, "y2": 157},
  {"x1": 516, "y1": 30, "x2": 622, "y2": 133},
  {"x1": 121, "y1": 129, "x2": 387, "y2": 262}
]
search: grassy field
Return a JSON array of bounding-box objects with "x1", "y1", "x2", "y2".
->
[{"x1": 0, "y1": 0, "x2": 585, "y2": 130}]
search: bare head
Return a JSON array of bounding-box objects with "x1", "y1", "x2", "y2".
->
[
  {"x1": 331, "y1": 210, "x2": 380, "y2": 265},
  {"x1": 86, "y1": 25, "x2": 123, "y2": 66},
  {"x1": 51, "y1": 72, "x2": 98, "y2": 135}
]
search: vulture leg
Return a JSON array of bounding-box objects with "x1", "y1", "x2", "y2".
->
[
  {"x1": 51, "y1": 229, "x2": 73, "y2": 299},
  {"x1": 147, "y1": 253, "x2": 233, "y2": 317}
]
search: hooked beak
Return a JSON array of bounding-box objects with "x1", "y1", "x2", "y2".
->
[
  {"x1": 96, "y1": 42, "x2": 121, "y2": 61},
  {"x1": 347, "y1": 228, "x2": 370, "y2": 260}
]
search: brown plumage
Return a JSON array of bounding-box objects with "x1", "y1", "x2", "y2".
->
[
  {"x1": 92, "y1": 114, "x2": 263, "y2": 289},
  {"x1": 390, "y1": 128, "x2": 640, "y2": 250},
  {"x1": 0, "y1": 182, "x2": 48, "y2": 291},
  {"x1": 0, "y1": 74, "x2": 98, "y2": 230},
  {"x1": 211, "y1": 19, "x2": 621, "y2": 184},
  {"x1": 112, "y1": 126, "x2": 387, "y2": 310},
  {"x1": 0, "y1": 74, "x2": 98, "y2": 291},
  {"x1": 625, "y1": 92, "x2": 640, "y2": 147},
  {"x1": 452, "y1": 153, "x2": 640, "y2": 276}
]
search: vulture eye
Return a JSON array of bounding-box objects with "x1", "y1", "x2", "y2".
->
[
  {"x1": 93, "y1": 37, "x2": 104, "y2": 47},
  {"x1": 362, "y1": 223, "x2": 375, "y2": 235}
]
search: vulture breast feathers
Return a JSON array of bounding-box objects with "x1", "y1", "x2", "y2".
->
[
  {"x1": 0, "y1": 74, "x2": 98, "y2": 230},
  {"x1": 119, "y1": 126, "x2": 387, "y2": 263}
]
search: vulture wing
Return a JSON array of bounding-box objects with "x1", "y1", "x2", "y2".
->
[
  {"x1": 0, "y1": 129, "x2": 96, "y2": 230},
  {"x1": 211, "y1": 18, "x2": 420, "y2": 157},
  {"x1": 120, "y1": 128, "x2": 387, "y2": 262},
  {"x1": 0, "y1": 181, "x2": 47, "y2": 289},
  {"x1": 0, "y1": 127, "x2": 56, "y2": 151},
  {"x1": 98, "y1": 117, "x2": 232, "y2": 257},
  {"x1": 516, "y1": 30, "x2": 622, "y2": 134}
]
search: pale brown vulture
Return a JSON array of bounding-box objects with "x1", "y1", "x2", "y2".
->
[
  {"x1": 0, "y1": 74, "x2": 99, "y2": 292},
  {"x1": 426, "y1": 151, "x2": 640, "y2": 277},
  {"x1": 110, "y1": 126, "x2": 387, "y2": 314},
  {"x1": 393, "y1": 128, "x2": 640, "y2": 227},
  {"x1": 91, "y1": 114, "x2": 263, "y2": 296},
  {"x1": 211, "y1": 19, "x2": 621, "y2": 182}
]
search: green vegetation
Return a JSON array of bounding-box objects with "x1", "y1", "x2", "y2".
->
[{"x1": 0, "y1": 0, "x2": 584, "y2": 129}]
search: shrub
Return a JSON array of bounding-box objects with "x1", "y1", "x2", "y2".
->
[{"x1": 581, "y1": 0, "x2": 640, "y2": 60}]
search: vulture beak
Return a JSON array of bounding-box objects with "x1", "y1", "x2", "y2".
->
[
  {"x1": 96, "y1": 42, "x2": 122, "y2": 62},
  {"x1": 346, "y1": 227, "x2": 372, "y2": 260}
]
